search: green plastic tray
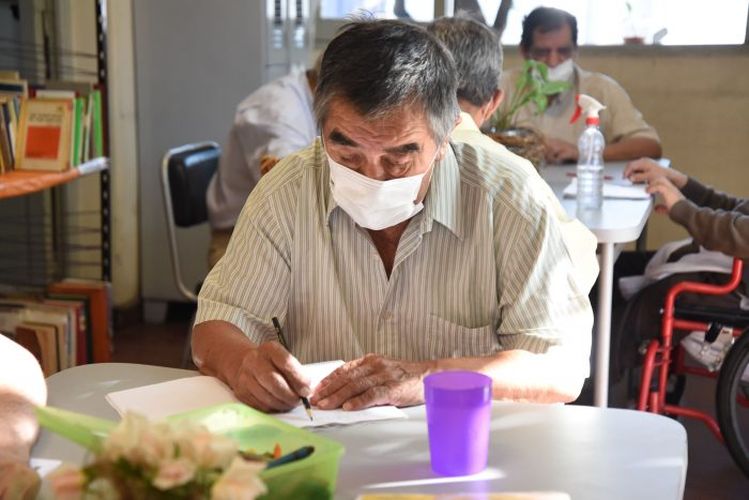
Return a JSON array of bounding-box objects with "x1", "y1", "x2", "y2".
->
[
  {"x1": 37, "y1": 403, "x2": 345, "y2": 499},
  {"x1": 169, "y1": 403, "x2": 345, "y2": 499}
]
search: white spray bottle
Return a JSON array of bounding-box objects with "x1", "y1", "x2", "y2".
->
[{"x1": 570, "y1": 94, "x2": 606, "y2": 210}]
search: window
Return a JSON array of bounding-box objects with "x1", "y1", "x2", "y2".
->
[
  {"x1": 320, "y1": 0, "x2": 434, "y2": 22},
  {"x1": 499, "y1": 0, "x2": 749, "y2": 45},
  {"x1": 317, "y1": 0, "x2": 749, "y2": 46}
]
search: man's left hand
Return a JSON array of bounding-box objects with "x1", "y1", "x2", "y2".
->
[
  {"x1": 646, "y1": 176, "x2": 685, "y2": 214},
  {"x1": 544, "y1": 137, "x2": 578, "y2": 164},
  {"x1": 310, "y1": 354, "x2": 434, "y2": 410}
]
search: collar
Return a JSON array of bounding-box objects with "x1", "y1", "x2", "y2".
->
[
  {"x1": 454, "y1": 111, "x2": 481, "y2": 134},
  {"x1": 421, "y1": 143, "x2": 463, "y2": 239}
]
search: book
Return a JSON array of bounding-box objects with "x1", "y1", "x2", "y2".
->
[
  {"x1": 0, "y1": 78, "x2": 28, "y2": 99},
  {"x1": 0, "y1": 298, "x2": 74, "y2": 370},
  {"x1": 46, "y1": 295, "x2": 89, "y2": 365},
  {"x1": 15, "y1": 322, "x2": 59, "y2": 376},
  {"x1": 47, "y1": 280, "x2": 111, "y2": 363},
  {"x1": 15, "y1": 97, "x2": 74, "y2": 172}
]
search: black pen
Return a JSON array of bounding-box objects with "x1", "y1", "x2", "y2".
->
[
  {"x1": 271, "y1": 317, "x2": 313, "y2": 421},
  {"x1": 266, "y1": 445, "x2": 315, "y2": 469}
]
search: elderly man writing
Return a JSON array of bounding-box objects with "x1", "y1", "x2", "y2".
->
[{"x1": 193, "y1": 19, "x2": 593, "y2": 413}]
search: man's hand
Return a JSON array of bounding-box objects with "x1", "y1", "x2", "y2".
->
[
  {"x1": 229, "y1": 341, "x2": 311, "y2": 413},
  {"x1": 624, "y1": 158, "x2": 688, "y2": 188},
  {"x1": 309, "y1": 354, "x2": 434, "y2": 410},
  {"x1": 646, "y1": 176, "x2": 685, "y2": 214},
  {"x1": 544, "y1": 137, "x2": 578, "y2": 164},
  {"x1": 259, "y1": 155, "x2": 281, "y2": 176}
]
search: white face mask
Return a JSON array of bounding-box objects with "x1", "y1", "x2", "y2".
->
[
  {"x1": 547, "y1": 58, "x2": 575, "y2": 83},
  {"x1": 327, "y1": 150, "x2": 436, "y2": 230}
]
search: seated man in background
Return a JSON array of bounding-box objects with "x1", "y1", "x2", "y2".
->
[
  {"x1": 499, "y1": 6, "x2": 662, "y2": 164},
  {"x1": 193, "y1": 19, "x2": 592, "y2": 414},
  {"x1": 0, "y1": 335, "x2": 47, "y2": 498},
  {"x1": 205, "y1": 61, "x2": 319, "y2": 268},
  {"x1": 427, "y1": 15, "x2": 599, "y2": 294}
]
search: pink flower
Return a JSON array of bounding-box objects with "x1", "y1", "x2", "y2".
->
[
  {"x1": 102, "y1": 413, "x2": 173, "y2": 467},
  {"x1": 48, "y1": 464, "x2": 86, "y2": 500},
  {"x1": 179, "y1": 429, "x2": 237, "y2": 470},
  {"x1": 153, "y1": 457, "x2": 197, "y2": 490},
  {"x1": 211, "y1": 457, "x2": 267, "y2": 500}
]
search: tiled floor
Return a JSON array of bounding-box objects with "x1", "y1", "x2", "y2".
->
[{"x1": 113, "y1": 308, "x2": 749, "y2": 498}]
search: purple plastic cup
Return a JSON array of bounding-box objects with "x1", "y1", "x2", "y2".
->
[{"x1": 424, "y1": 371, "x2": 492, "y2": 476}]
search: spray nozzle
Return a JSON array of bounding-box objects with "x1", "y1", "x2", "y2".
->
[{"x1": 570, "y1": 94, "x2": 606, "y2": 125}]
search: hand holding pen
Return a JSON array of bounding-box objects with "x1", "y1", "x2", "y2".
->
[
  {"x1": 224, "y1": 324, "x2": 311, "y2": 414},
  {"x1": 272, "y1": 317, "x2": 314, "y2": 421}
]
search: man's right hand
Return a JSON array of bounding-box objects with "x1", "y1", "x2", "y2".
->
[
  {"x1": 229, "y1": 341, "x2": 311, "y2": 413},
  {"x1": 624, "y1": 158, "x2": 688, "y2": 189}
]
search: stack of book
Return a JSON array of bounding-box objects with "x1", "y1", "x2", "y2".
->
[
  {"x1": 0, "y1": 278, "x2": 112, "y2": 375},
  {"x1": 0, "y1": 75, "x2": 104, "y2": 174}
]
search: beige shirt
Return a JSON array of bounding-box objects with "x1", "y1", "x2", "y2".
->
[
  {"x1": 196, "y1": 138, "x2": 592, "y2": 375},
  {"x1": 453, "y1": 112, "x2": 599, "y2": 293},
  {"x1": 499, "y1": 64, "x2": 660, "y2": 145}
]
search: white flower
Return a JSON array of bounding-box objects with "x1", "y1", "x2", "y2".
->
[
  {"x1": 179, "y1": 428, "x2": 238, "y2": 470},
  {"x1": 153, "y1": 457, "x2": 197, "y2": 490},
  {"x1": 102, "y1": 413, "x2": 173, "y2": 467},
  {"x1": 211, "y1": 457, "x2": 267, "y2": 500},
  {"x1": 87, "y1": 477, "x2": 121, "y2": 499}
]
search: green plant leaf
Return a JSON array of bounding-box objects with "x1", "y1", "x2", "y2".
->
[{"x1": 541, "y1": 80, "x2": 572, "y2": 95}]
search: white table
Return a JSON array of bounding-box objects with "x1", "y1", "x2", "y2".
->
[
  {"x1": 32, "y1": 363, "x2": 687, "y2": 499},
  {"x1": 542, "y1": 163, "x2": 652, "y2": 407}
]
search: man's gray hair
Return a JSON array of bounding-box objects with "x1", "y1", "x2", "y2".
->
[
  {"x1": 427, "y1": 16, "x2": 503, "y2": 108},
  {"x1": 314, "y1": 19, "x2": 459, "y2": 144}
]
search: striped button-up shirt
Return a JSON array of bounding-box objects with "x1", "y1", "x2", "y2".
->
[{"x1": 196, "y1": 138, "x2": 593, "y2": 371}]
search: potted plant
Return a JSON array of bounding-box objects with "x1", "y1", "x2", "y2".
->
[{"x1": 488, "y1": 60, "x2": 571, "y2": 168}]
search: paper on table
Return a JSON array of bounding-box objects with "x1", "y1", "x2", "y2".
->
[
  {"x1": 563, "y1": 178, "x2": 650, "y2": 199},
  {"x1": 29, "y1": 458, "x2": 63, "y2": 478},
  {"x1": 105, "y1": 360, "x2": 407, "y2": 428}
]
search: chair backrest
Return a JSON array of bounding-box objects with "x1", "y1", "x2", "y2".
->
[
  {"x1": 164, "y1": 143, "x2": 220, "y2": 227},
  {"x1": 160, "y1": 142, "x2": 220, "y2": 302}
]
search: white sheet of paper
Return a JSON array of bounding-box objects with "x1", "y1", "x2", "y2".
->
[
  {"x1": 105, "y1": 360, "x2": 407, "y2": 428},
  {"x1": 29, "y1": 458, "x2": 63, "y2": 478},
  {"x1": 563, "y1": 178, "x2": 650, "y2": 199}
]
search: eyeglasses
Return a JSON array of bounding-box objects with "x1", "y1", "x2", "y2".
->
[{"x1": 528, "y1": 46, "x2": 575, "y2": 60}]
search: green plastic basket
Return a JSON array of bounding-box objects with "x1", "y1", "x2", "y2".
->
[
  {"x1": 169, "y1": 403, "x2": 345, "y2": 499},
  {"x1": 37, "y1": 403, "x2": 345, "y2": 499}
]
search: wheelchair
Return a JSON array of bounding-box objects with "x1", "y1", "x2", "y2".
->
[{"x1": 636, "y1": 257, "x2": 749, "y2": 477}]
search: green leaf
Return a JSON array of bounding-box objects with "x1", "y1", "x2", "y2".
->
[{"x1": 541, "y1": 80, "x2": 572, "y2": 95}]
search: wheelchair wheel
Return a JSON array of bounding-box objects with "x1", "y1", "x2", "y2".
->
[{"x1": 716, "y1": 329, "x2": 749, "y2": 478}]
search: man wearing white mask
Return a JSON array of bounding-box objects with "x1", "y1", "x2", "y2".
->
[
  {"x1": 499, "y1": 7, "x2": 662, "y2": 164},
  {"x1": 192, "y1": 19, "x2": 592, "y2": 413}
]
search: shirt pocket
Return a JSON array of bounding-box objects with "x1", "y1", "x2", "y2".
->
[{"x1": 414, "y1": 315, "x2": 499, "y2": 360}]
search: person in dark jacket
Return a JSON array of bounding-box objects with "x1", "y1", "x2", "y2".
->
[{"x1": 609, "y1": 157, "x2": 748, "y2": 404}]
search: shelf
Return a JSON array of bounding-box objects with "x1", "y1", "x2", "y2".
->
[{"x1": 0, "y1": 158, "x2": 109, "y2": 200}]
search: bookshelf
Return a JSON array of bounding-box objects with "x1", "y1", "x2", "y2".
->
[
  {"x1": 0, "y1": 1, "x2": 113, "y2": 369},
  {"x1": 0, "y1": 0, "x2": 111, "y2": 287}
]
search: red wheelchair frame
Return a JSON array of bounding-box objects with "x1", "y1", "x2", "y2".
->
[{"x1": 637, "y1": 257, "x2": 746, "y2": 441}]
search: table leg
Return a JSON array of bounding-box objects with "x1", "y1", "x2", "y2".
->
[{"x1": 594, "y1": 243, "x2": 615, "y2": 407}]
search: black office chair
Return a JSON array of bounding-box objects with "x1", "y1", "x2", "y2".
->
[{"x1": 160, "y1": 141, "x2": 220, "y2": 365}]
